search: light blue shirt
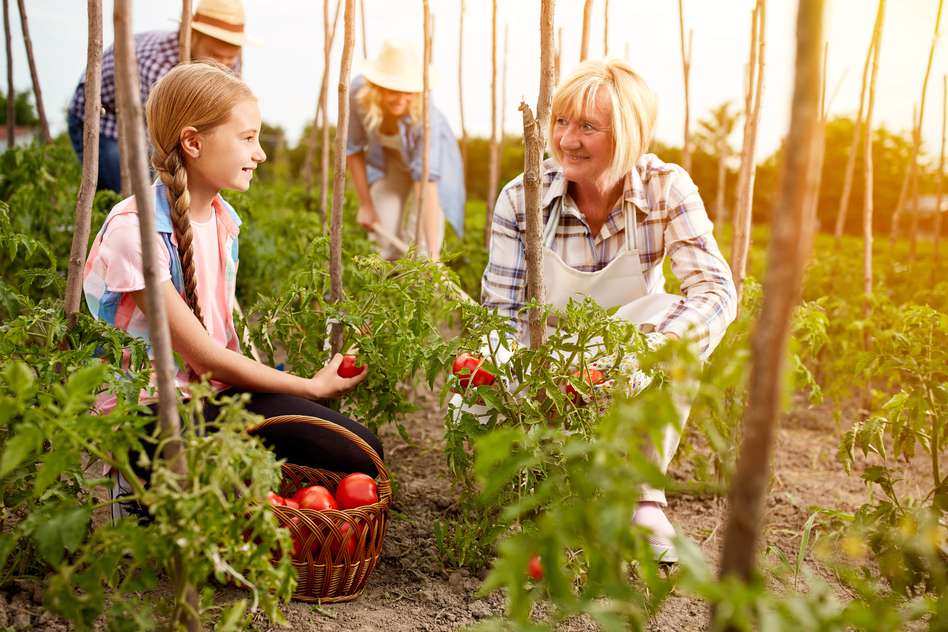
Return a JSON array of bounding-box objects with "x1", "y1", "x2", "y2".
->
[{"x1": 346, "y1": 75, "x2": 466, "y2": 237}]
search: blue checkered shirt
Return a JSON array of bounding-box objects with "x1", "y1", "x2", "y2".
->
[{"x1": 481, "y1": 154, "x2": 738, "y2": 356}]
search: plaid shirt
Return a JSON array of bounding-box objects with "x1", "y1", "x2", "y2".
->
[
  {"x1": 481, "y1": 154, "x2": 737, "y2": 356},
  {"x1": 69, "y1": 31, "x2": 179, "y2": 141}
]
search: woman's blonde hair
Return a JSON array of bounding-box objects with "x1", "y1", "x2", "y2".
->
[
  {"x1": 145, "y1": 61, "x2": 254, "y2": 326},
  {"x1": 548, "y1": 58, "x2": 657, "y2": 186},
  {"x1": 356, "y1": 80, "x2": 423, "y2": 134}
]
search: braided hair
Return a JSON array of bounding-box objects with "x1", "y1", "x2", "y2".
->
[{"x1": 145, "y1": 61, "x2": 254, "y2": 327}]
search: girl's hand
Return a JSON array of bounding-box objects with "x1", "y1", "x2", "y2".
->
[
  {"x1": 356, "y1": 204, "x2": 380, "y2": 230},
  {"x1": 308, "y1": 353, "x2": 368, "y2": 400}
]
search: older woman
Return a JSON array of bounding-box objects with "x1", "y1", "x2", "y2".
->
[
  {"x1": 481, "y1": 59, "x2": 737, "y2": 562},
  {"x1": 346, "y1": 39, "x2": 466, "y2": 261}
]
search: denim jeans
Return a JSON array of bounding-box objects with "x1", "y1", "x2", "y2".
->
[{"x1": 67, "y1": 110, "x2": 122, "y2": 193}]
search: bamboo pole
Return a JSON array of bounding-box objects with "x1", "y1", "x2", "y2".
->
[
  {"x1": 485, "y1": 0, "x2": 499, "y2": 245},
  {"x1": 3, "y1": 0, "x2": 13, "y2": 149},
  {"x1": 15, "y1": 0, "x2": 50, "y2": 144},
  {"x1": 889, "y1": 0, "x2": 943, "y2": 253},
  {"x1": 603, "y1": 0, "x2": 609, "y2": 56},
  {"x1": 863, "y1": 1, "x2": 884, "y2": 301},
  {"x1": 179, "y1": 0, "x2": 191, "y2": 62},
  {"x1": 359, "y1": 0, "x2": 367, "y2": 58},
  {"x1": 64, "y1": 0, "x2": 103, "y2": 321},
  {"x1": 678, "y1": 0, "x2": 693, "y2": 173},
  {"x1": 832, "y1": 13, "x2": 875, "y2": 242},
  {"x1": 302, "y1": 0, "x2": 341, "y2": 226},
  {"x1": 520, "y1": 0, "x2": 555, "y2": 351},
  {"x1": 414, "y1": 0, "x2": 431, "y2": 253},
  {"x1": 458, "y1": 0, "x2": 467, "y2": 169},
  {"x1": 803, "y1": 40, "x2": 829, "y2": 256},
  {"x1": 934, "y1": 75, "x2": 946, "y2": 271},
  {"x1": 716, "y1": 0, "x2": 824, "y2": 608},
  {"x1": 329, "y1": 0, "x2": 355, "y2": 355},
  {"x1": 731, "y1": 0, "x2": 765, "y2": 304},
  {"x1": 580, "y1": 0, "x2": 593, "y2": 62},
  {"x1": 113, "y1": 2, "x2": 198, "y2": 629}
]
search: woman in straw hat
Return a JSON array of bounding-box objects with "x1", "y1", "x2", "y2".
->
[
  {"x1": 68, "y1": 0, "x2": 257, "y2": 192},
  {"x1": 347, "y1": 39, "x2": 466, "y2": 262}
]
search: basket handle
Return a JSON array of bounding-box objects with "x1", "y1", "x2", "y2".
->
[{"x1": 248, "y1": 414, "x2": 390, "y2": 485}]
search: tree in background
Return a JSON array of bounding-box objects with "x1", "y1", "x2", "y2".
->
[
  {"x1": 695, "y1": 101, "x2": 741, "y2": 223},
  {"x1": 0, "y1": 89, "x2": 38, "y2": 126}
]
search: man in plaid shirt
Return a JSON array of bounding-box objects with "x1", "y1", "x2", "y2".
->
[{"x1": 68, "y1": 0, "x2": 249, "y2": 192}]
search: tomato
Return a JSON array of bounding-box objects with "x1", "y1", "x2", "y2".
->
[
  {"x1": 330, "y1": 521, "x2": 359, "y2": 559},
  {"x1": 335, "y1": 473, "x2": 379, "y2": 509},
  {"x1": 267, "y1": 491, "x2": 286, "y2": 507},
  {"x1": 338, "y1": 354, "x2": 366, "y2": 378},
  {"x1": 293, "y1": 485, "x2": 338, "y2": 511},
  {"x1": 528, "y1": 554, "x2": 544, "y2": 581},
  {"x1": 284, "y1": 499, "x2": 300, "y2": 510},
  {"x1": 565, "y1": 368, "x2": 606, "y2": 405},
  {"x1": 452, "y1": 352, "x2": 496, "y2": 388}
]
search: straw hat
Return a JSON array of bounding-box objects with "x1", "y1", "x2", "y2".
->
[
  {"x1": 361, "y1": 39, "x2": 434, "y2": 93},
  {"x1": 187, "y1": 0, "x2": 259, "y2": 47}
]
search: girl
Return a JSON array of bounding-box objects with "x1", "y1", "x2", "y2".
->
[
  {"x1": 83, "y1": 61, "x2": 382, "y2": 520},
  {"x1": 346, "y1": 39, "x2": 466, "y2": 262}
]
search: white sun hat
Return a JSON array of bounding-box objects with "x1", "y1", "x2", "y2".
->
[
  {"x1": 360, "y1": 39, "x2": 436, "y2": 93},
  {"x1": 185, "y1": 0, "x2": 261, "y2": 48}
]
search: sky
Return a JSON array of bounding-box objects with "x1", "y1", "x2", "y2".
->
[{"x1": 4, "y1": 1, "x2": 946, "y2": 166}]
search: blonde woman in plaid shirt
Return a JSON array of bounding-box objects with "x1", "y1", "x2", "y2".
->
[{"x1": 481, "y1": 59, "x2": 737, "y2": 563}]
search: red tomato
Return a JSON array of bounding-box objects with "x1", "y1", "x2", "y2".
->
[
  {"x1": 565, "y1": 368, "x2": 606, "y2": 405},
  {"x1": 528, "y1": 554, "x2": 544, "y2": 581},
  {"x1": 337, "y1": 354, "x2": 366, "y2": 378},
  {"x1": 293, "y1": 485, "x2": 338, "y2": 511},
  {"x1": 330, "y1": 521, "x2": 359, "y2": 559},
  {"x1": 452, "y1": 352, "x2": 496, "y2": 388},
  {"x1": 335, "y1": 473, "x2": 379, "y2": 509},
  {"x1": 266, "y1": 491, "x2": 286, "y2": 507},
  {"x1": 284, "y1": 499, "x2": 300, "y2": 510}
]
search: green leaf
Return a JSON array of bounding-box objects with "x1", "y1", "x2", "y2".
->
[
  {"x1": 0, "y1": 423, "x2": 43, "y2": 477},
  {"x1": 32, "y1": 506, "x2": 91, "y2": 566},
  {"x1": 2, "y1": 361, "x2": 34, "y2": 396},
  {"x1": 34, "y1": 450, "x2": 75, "y2": 498}
]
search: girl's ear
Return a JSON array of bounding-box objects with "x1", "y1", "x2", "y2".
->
[{"x1": 179, "y1": 126, "x2": 201, "y2": 159}]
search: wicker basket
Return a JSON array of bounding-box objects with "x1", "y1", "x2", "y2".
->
[{"x1": 251, "y1": 414, "x2": 391, "y2": 603}]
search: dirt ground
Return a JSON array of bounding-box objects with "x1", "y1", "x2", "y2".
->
[{"x1": 0, "y1": 386, "x2": 909, "y2": 631}]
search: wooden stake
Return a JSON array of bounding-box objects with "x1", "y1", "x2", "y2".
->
[
  {"x1": 3, "y1": 0, "x2": 13, "y2": 149},
  {"x1": 359, "y1": 0, "x2": 367, "y2": 58},
  {"x1": 114, "y1": 19, "x2": 132, "y2": 197},
  {"x1": 933, "y1": 75, "x2": 946, "y2": 270},
  {"x1": 458, "y1": 0, "x2": 468, "y2": 169},
  {"x1": 179, "y1": 0, "x2": 192, "y2": 62},
  {"x1": 863, "y1": 1, "x2": 884, "y2": 302},
  {"x1": 833, "y1": 12, "x2": 876, "y2": 242},
  {"x1": 15, "y1": 0, "x2": 50, "y2": 144},
  {"x1": 554, "y1": 27, "x2": 562, "y2": 83},
  {"x1": 731, "y1": 0, "x2": 766, "y2": 305},
  {"x1": 414, "y1": 0, "x2": 432, "y2": 253},
  {"x1": 65, "y1": 0, "x2": 103, "y2": 321},
  {"x1": 500, "y1": 23, "x2": 508, "y2": 160},
  {"x1": 302, "y1": 0, "x2": 341, "y2": 228},
  {"x1": 520, "y1": 0, "x2": 555, "y2": 351},
  {"x1": 803, "y1": 40, "x2": 829, "y2": 257},
  {"x1": 113, "y1": 1, "x2": 198, "y2": 629},
  {"x1": 580, "y1": 0, "x2": 593, "y2": 62},
  {"x1": 890, "y1": 0, "x2": 943, "y2": 252},
  {"x1": 330, "y1": 0, "x2": 355, "y2": 355},
  {"x1": 485, "y1": 0, "x2": 499, "y2": 245},
  {"x1": 603, "y1": 0, "x2": 609, "y2": 56},
  {"x1": 678, "y1": 0, "x2": 693, "y2": 172},
  {"x1": 716, "y1": 0, "x2": 824, "y2": 606}
]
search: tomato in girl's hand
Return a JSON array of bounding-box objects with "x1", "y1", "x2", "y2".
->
[
  {"x1": 337, "y1": 354, "x2": 367, "y2": 378},
  {"x1": 335, "y1": 473, "x2": 379, "y2": 509},
  {"x1": 528, "y1": 554, "x2": 544, "y2": 581},
  {"x1": 293, "y1": 485, "x2": 338, "y2": 510},
  {"x1": 565, "y1": 368, "x2": 606, "y2": 404},
  {"x1": 451, "y1": 352, "x2": 496, "y2": 388}
]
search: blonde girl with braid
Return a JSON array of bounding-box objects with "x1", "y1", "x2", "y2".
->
[{"x1": 84, "y1": 62, "x2": 383, "y2": 520}]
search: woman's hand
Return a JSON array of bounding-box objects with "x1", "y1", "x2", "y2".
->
[
  {"x1": 307, "y1": 353, "x2": 369, "y2": 400},
  {"x1": 356, "y1": 203, "x2": 380, "y2": 230}
]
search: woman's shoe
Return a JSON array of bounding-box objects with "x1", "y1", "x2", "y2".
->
[{"x1": 632, "y1": 502, "x2": 679, "y2": 564}]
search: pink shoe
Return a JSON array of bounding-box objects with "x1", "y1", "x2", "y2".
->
[{"x1": 633, "y1": 502, "x2": 679, "y2": 564}]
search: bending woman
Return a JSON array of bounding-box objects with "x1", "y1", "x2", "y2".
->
[{"x1": 346, "y1": 39, "x2": 466, "y2": 261}]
